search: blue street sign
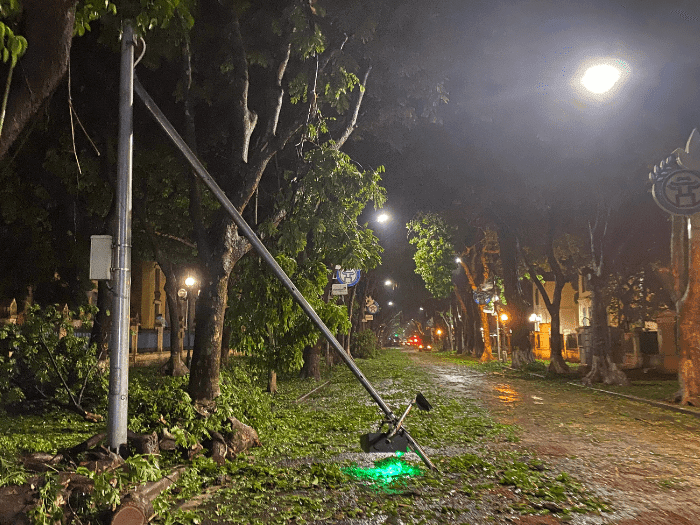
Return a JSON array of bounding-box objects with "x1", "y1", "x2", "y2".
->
[{"x1": 336, "y1": 268, "x2": 361, "y2": 287}]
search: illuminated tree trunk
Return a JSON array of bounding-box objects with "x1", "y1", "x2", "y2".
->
[
  {"x1": 678, "y1": 213, "x2": 700, "y2": 405},
  {"x1": 479, "y1": 305, "x2": 495, "y2": 362}
]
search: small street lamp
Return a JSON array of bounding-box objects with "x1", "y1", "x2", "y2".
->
[{"x1": 183, "y1": 275, "x2": 197, "y2": 366}]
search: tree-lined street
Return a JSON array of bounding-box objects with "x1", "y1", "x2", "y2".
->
[{"x1": 3, "y1": 1, "x2": 700, "y2": 522}]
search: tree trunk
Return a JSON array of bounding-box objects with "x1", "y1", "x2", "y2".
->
[
  {"x1": 454, "y1": 311, "x2": 464, "y2": 354},
  {"x1": 300, "y1": 340, "x2": 322, "y2": 380},
  {"x1": 111, "y1": 466, "x2": 186, "y2": 525},
  {"x1": 267, "y1": 369, "x2": 277, "y2": 394},
  {"x1": 479, "y1": 305, "x2": 495, "y2": 362},
  {"x1": 672, "y1": 215, "x2": 689, "y2": 306},
  {"x1": 346, "y1": 285, "x2": 357, "y2": 356},
  {"x1": 548, "y1": 312, "x2": 570, "y2": 374},
  {"x1": 160, "y1": 265, "x2": 188, "y2": 377},
  {"x1": 678, "y1": 213, "x2": 700, "y2": 405},
  {"x1": 220, "y1": 323, "x2": 232, "y2": 367},
  {"x1": 582, "y1": 274, "x2": 628, "y2": 386},
  {"x1": 497, "y1": 225, "x2": 534, "y2": 367},
  {"x1": 188, "y1": 263, "x2": 230, "y2": 405},
  {"x1": 0, "y1": 0, "x2": 76, "y2": 160}
]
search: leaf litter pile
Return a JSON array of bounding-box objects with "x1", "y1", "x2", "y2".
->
[{"x1": 0, "y1": 348, "x2": 612, "y2": 524}]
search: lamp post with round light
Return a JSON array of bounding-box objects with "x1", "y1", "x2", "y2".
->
[{"x1": 183, "y1": 275, "x2": 197, "y2": 366}]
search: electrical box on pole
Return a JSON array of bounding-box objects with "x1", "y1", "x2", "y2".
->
[{"x1": 89, "y1": 235, "x2": 112, "y2": 280}]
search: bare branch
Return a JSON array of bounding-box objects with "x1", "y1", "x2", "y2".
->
[
  {"x1": 264, "y1": 42, "x2": 292, "y2": 141},
  {"x1": 230, "y1": 16, "x2": 258, "y2": 163},
  {"x1": 333, "y1": 66, "x2": 371, "y2": 150}
]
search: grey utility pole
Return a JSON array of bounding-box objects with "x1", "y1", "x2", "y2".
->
[{"x1": 107, "y1": 24, "x2": 135, "y2": 453}]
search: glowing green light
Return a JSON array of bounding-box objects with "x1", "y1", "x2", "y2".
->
[{"x1": 343, "y1": 455, "x2": 422, "y2": 485}]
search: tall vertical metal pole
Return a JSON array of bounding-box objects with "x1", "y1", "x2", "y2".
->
[{"x1": 108, "y1": 24, "x2": 135, "y2": 453}]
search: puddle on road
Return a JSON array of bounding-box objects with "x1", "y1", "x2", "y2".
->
[
  {"x1": 439, "y1": 373, "x2": 485, "y2": 389},
  {"x1": 495, "y1": 383, "x2": 520, "y2": 404}
]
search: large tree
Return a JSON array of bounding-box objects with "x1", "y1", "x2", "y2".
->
[
  {"x1": 226, "y1": 145, "x2": 385, "y2": 390},
  {"x1": 132, "y1": 0, "x2": 378, "y2": 407}
]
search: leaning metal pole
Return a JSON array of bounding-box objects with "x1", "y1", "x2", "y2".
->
[
  {"x1": 133, "y1": 76, "x2": 436, "y2": 470},
  {"x1": 107, "y1": 24, "x2": 135, "y2": 453}
]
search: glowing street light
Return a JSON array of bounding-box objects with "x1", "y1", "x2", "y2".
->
[
  {"x1": 377, "y1": 212, "x2": 390, "y2": 223},
  {"x1": 183, "y1": 275, "x2": 197, "y2": 365},
  {"x1": 455, "y1": 257, "x2": 462, "y2": 264},
  {"x1": 500, "y1": 312, "x2": 509, "y2": 322},
  {"x1": 388, "y1": 301, "x2": 394, "y2": 306},
  {"x1": 581, "y1": 64, "x2": 621, "y2": 94},
  {"x1": 385, "y1": 279, "x2": 393, "y2": 286}
]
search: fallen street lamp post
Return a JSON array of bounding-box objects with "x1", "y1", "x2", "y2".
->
[{"x1": 133, "y1": 76, "x2": 436, "y2": 470}]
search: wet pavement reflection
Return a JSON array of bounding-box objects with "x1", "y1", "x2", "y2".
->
[{"x1": 494, "y1": 383, "x2": 520, "y2": 404}]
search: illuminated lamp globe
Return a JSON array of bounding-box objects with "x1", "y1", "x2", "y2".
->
[{"x1": 581, "y1": 64, "x2": 621, "y2": 94}]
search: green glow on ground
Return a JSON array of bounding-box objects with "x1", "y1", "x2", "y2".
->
[{"x1": 343, "y1": 454, "x2": 423, "y2": 485}]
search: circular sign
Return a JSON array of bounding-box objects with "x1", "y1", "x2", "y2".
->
[
  {"x1": 335, "y1": 269, "x2": 361, "y2": 286},
  {"x1": 473, "y1": 290, "x2": 491, "y2": 305},
  {"x1": 652, "y1": 168, "x2": 700, "y2": 215}
]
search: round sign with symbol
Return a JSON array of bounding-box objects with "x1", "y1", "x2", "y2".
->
[
  {"x1": 652, "y1": 167, "x2": 700, "y2": 215},
  {"x1": 473, "y1": 290, "x2": 492, "y2": 305},
  {"x1": 367, "y1": 301, "x2": 379, "y2": 314},
  {"x1": 336, "y1": 269, "x2": 361, "y2": 287}
]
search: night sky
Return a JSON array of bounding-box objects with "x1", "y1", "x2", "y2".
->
[{"x1": 346, "y1": 0, "x2": 700, "y2": 319}]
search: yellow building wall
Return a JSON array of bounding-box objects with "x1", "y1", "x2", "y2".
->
[{"x1": 130, "y1": 261, "x2": 166, "y2": 329}]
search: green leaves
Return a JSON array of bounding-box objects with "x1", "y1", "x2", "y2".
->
[
  {"x1": 0, "y1": 304, "x2": 106, "y2": 413},
  {"x1": 0, "y1": 21, "x2": 26, "y2": 67},
  {"x1": 407, "y1": 212, "x2": 457, "y2": 299},
  {"x1": 74, "y1": 1, "x2": 117, "y2": 37}
]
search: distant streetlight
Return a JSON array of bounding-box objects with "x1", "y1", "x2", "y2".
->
[
  {"x1": 500, "y1": 312, "x2": 508, "y2": 322},
  {"x1": 185, "y1": 276, "x2": 196, "y2": 287},
  {"x1": 455, "y1": 257, "x2": 462, "y2": 264},
  {"x1": 388, "y1": 301, "x2": 394, "y2": 306},
  {"x1": 385, "y1": 279, "x2": 393, "y2": 286},
  {"x1": 377, "y1": 212, "x2": 390, "y2": 223},
  {"x1": 419, "y1": 307, "x2": 424, "y2": 311}
]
